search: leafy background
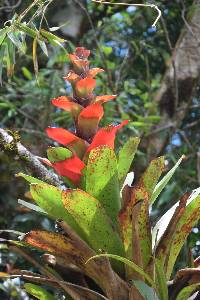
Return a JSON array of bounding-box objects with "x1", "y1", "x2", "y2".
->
[{"x1": 0, "y1": 0, "x2": 200, "y2": 298}]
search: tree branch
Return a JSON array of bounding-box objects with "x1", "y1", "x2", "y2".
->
[{"x1": 0, "y1": 128, "x2": 63, "y2": 187}]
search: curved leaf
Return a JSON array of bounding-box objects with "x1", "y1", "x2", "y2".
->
[
  {"x1": 86, "y1": 254, "x2": 155, "y2": 288},
  {"x1": 84, "y1": 146, "x2": 120, "y2": 227},
  {"x1": 119, "y1": 157, "x2": 164, "y2": 268},
  {"x1": 166, "y1": 195, "x2": 200, "y2": 279},
  {"x1": 30, "y1": 183, "x2": 85, "y2": 239},
  {"x1": 151, "y1": 156, "x2": 184, "y2": 205},
  {"x1": 62, "y1": 189, "x2": 124, "y2": 271},
  {"x1": 132, "y1": 280, "x2": 159, "y2": 300},
  {"x1": 25, "y1": 283, "x2": 56, "y2": 300},
  {"x1": 176, "y1": 283, "x2": 200, "y2": 300},
  {"x1": 118, "y1": 137, "x2": 140, "y2": 186}
]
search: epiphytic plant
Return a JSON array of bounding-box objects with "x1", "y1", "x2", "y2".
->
[{"x1": 2, "y1": 47, "x2": 200, "y2": 300}]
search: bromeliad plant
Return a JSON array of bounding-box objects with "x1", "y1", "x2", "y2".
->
[{"x1": 3, "y1": 47, "x2": 200, "y2": 300}]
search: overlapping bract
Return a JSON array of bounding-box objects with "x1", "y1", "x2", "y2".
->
[{"x1": 45, "y1": 47, "x2": 128, "y2": 185}]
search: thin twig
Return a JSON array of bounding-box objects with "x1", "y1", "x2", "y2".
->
[{"x1": 92, "y1": 0, "x2": 162, "y2": 28}]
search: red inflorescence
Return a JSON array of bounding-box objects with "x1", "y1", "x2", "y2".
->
[{"x1": 45, "y1": 47, "x2": 128, "y2": 185}]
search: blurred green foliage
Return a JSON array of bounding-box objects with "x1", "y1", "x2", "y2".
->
[{"x1": 0, "y1": 1, "x2": 199, "y2": 298}]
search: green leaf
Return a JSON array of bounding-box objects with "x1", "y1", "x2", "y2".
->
[
  {"x1": 176, "y1": 283, "x2": 200, "y2": 300},
  {"x1": 84, "y1": 146, "x2": 120, "y2": 228},
  {"x1": 118, "y1": 137, "x2": 140, "y2": 186},
  {"x1": 47, "y1": 147, "x2": 72, "y2": 163},
  {"x1": 102, "y1": 45, "x2": 112, "y2": 55},
  {"x1": 40, "y1": 29, "x2": 65, "y2": 43},
  {"x1": 6, "y1": 37, "x2": 15, "y2": 77},
  {"x1": 16, "y1": 172, "x2": 44, "y2": 184},
  {"x1": 22, "y1": 67, "x2": 33, "y2": 80},
  {"x1": 38, "y1": 39, "x2": 48, "y2": 57},
  {"x1": 155, "y1": 258, "x2": 168, "y2": 300},
  {"x1": 0, "y1": 27, "x2": 9, "y2": 47},
  {"x1": 86, "y1": 254, "x2": 155, "y2": 288},
  {"x1": 151, "y1": 156, "x2": 184, "y2": 205},
  {"x1": 30, "y1": 183, "x2": 85, "y2": 239},
  {"x1": 25, "y1": 283, "x2": 56, "y2": 300},
  {"x1": 166, "y1": 195, "x2": 200, "y2": 279},
  {"x1": 16, "y1": 23, "x2": 37, "y2": 38},
  {"x1": 62, "y1": 189, "x2": 125, "y2": 272},
  {"x1": 132, "y1": 280, "x2": 159, "y2": 300},
  {"x1": 7, "y1": 31, "x2": 24, "y2": 53},
  {"x1": 0, "y1": 44, "x2": 6, "y2": 84},
  {"x1": 120, "y1": 157, "x2": 164, "y2": 266}
]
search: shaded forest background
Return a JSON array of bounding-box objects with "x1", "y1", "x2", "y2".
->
[{"x1": 0, "y1": 0, "x2": 200, "y2": 288}]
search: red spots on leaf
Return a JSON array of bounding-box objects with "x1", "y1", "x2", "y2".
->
[
  {"x1": 76, "y1": 77, "x2": 96, "y2": 98},
  {"x1": 87, "y1": 120, "x2": 129, "y2": 152},
  {"x1": 95, "y1": 95, "x2": 117, "y2": 104}
]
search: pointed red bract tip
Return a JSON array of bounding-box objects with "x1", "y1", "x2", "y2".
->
[
  {"x1": 76, "y1": 77, "x2": 96, "y2": 98},
  {"x1": 75, "y1": 47, "x2": 90, "y2": 59},
  {"x1": 87, "y1": 120, "x2": 129, "y2": 152},
  {"x1": 68, "y1": 54, "x2": 89, "y2": 73},
  {"x1": 51, "y1": 96, "x2": 82, "y2": 118},
  {"x1": 46, "y1": 127, "x2": 79, "y2": 146},
  {"x1": 53, "y1": 155, "x2": 85, "y2": 185},
  {"x1": 88, "y1": 68, "x2": 104, "y2": 77},
  {"x1": 95, "y1": 95, "x2": 117, "y2": 104},
  {"x1": 79, "y1": 103, "x2": 103, "y2": 119},
  {"x1": 64, "y1": 71, "x2": 80, "y2": 84}
]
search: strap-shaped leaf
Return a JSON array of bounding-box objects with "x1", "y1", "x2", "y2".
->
[
  {"x1": 17, "y1": 172, "x2": 44, "y2": 184},
  {"x1": 166, "y1": 195, "x2": 200, "y2": 279},
  {"x1": 151, "y1": 156, "x2": 184, "y2": 205},
  {"x1": 118, "y1": 137, "x2": 140, "y2": 186},
  {"x1": 132, "y1": 281, "x2": 159, "y2": 300},
  {"x1": 84, "y1": 146, "x2": 120, "y2": 228},
  {"x1": 155, "y1": 258, "x2": 168, "y2": 300},
  {"x1": 25, "y1": 283, "x2": 56, "y2": 300},
  {"x1": 176, "y1": 283, "x2": 200, "y2": 300},
  {"x1": 62, "y1": 189, "x2": 124, "y2": 271},
  {"x1": 119, "y1": 157, "x2": 164, "y2": 268},
  {"x1": 29, "y1": 183, "x2": 84, "y2": 239},
  {"x1": 87, "y1": 254, "x2": 155, "y2": 287}
]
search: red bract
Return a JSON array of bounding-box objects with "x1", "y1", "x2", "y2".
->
[
  {"x1": 95, "y1": 95, "x2": 117, "y2": 104},
  {"x1": 75, "y1": 77, "x2": 96, "y2": 98},
  {"x1": 87, "y1": 120, "x2": 129, "y2": 153},
  {"x1": 52, "y1": 155, "x2": 85, "y2": 185},
  {"x1": 64, "y1": 71, "x2": 80, "y2": 85},
  {"x1": 75, "y1": 47, "x2": 90, "y2": 59},
  {"x1": 52, "y1": 96, "x2": 82, "y2": 119},
  {"x1": 46, "y1": 127, "x2": 88, "y2": 158},
  {"x1": 88, "y1": 68, "x2": 104, "y2": 77},
  {"x1": 45, "y1": 47, "x2": 128, "y2": 186},
  {"x1": 77, "y1": 103, "x2": 104, "y2": 141}
]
